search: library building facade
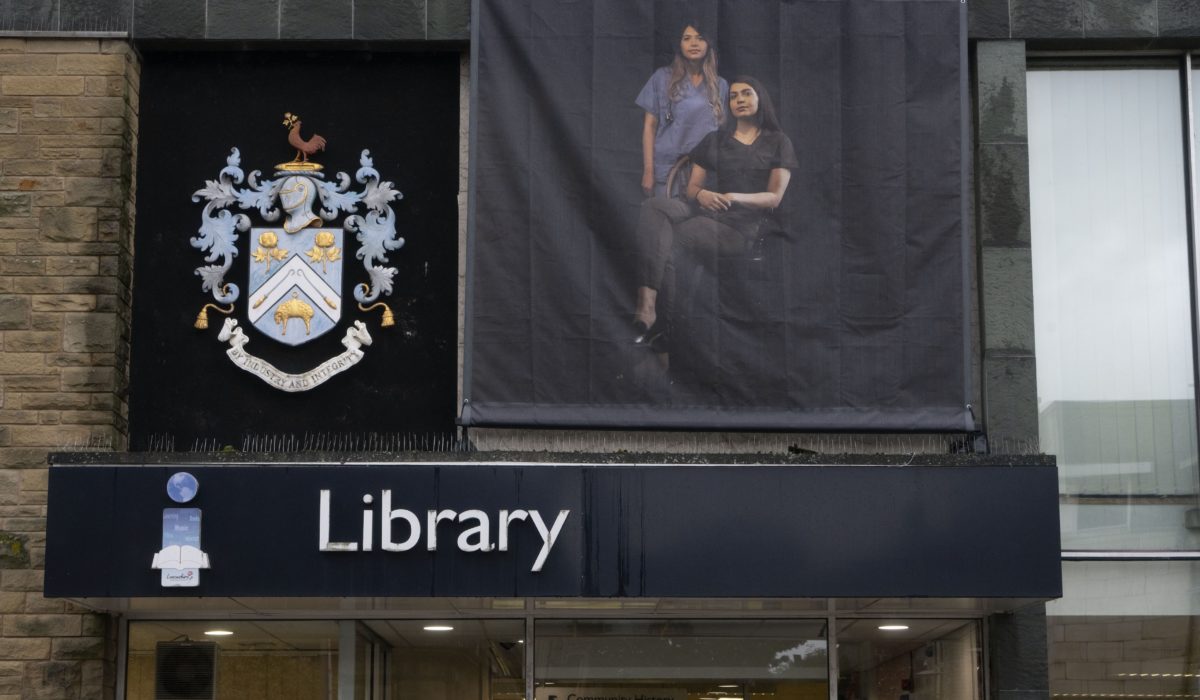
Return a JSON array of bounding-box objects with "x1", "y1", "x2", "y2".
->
[{"x1": 0, "y1": 1, "x2": 1198, "y2": 699}]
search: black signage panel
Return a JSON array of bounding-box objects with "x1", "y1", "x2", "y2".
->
[{"x1": 46, "y1": 464, "x2": 1061, "y2": 599}]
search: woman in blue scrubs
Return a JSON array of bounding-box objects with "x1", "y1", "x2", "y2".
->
[{"x1": 636, "y1": 20, "x2": 728, "y2": 198}]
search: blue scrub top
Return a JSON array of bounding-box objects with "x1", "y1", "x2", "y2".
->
[{"x1": 636, "y1": 67, "x2": 729, "y2": 186}]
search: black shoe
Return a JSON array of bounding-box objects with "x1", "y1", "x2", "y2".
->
[
  {"x1": 632, "y1": 319, "x2": 666, "y2": 347},
  {"x1": 647, "y1": 327, "x2": 670, "y2": 353}
]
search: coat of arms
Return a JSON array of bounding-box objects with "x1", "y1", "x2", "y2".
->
[{"x1": 189, "y1": 114, "x2": 403, "y2": 392}]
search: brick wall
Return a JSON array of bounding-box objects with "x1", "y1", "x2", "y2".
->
[{"x1": 0, "y1": 37, "x2": 138, "y2": 700}]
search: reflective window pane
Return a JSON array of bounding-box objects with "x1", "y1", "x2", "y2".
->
[
  {"x1": 128, "y1": 621, "x2": 341, "y2": 700},
  {"x1": 1028, "y1": 67, "x2": 1200, "y2": 550},
  {"x1": 1049, "y1": 614, "x2": 1200, "y2": 698},
  {"x1": 127, "y1": 619, "x2": 524, "y2": 700},
  {"x1": 1048, "y1": 561, "x2": 1200, "y2": 697}
]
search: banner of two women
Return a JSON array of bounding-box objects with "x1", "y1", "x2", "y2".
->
[{"x1": 466, "y1": 0, "x2": 969, "y2": 430}]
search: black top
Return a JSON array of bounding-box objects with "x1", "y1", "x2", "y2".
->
[{"x1": 689, "y1": 129, "x2": 799, "y2": 232}]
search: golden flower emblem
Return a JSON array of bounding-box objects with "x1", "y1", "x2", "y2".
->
[
  {"x1": 305, "y1": 230, "x2": 341, "y2": 273},
  {"x1": 252, "y1": 230, "x2": 287, "y2": 271}
]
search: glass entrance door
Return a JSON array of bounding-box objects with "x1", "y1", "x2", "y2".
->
[
  {"x1": 835, "y1": 620, "x2": 982, "y2": 700},
  {"x1": 535, "y1": 620, "x2": 830, "y2": 700},
  {"x1": 368, "y1": 620, "x2": 524, "y2": 700}
]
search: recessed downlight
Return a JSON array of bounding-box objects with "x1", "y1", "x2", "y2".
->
[
  {"x1": 423, "y1": 625, "x2": 454, "y2": 632},
  {"x1": 878, "y1": 624, "x2": 909, "y2": 631},
  {"x1": 204, "y1": 629, "x2": 233, "y2": 636}
]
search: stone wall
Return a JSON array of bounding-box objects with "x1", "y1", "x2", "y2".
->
[
  {"x1": 0, "y1": 37, "x2": 138, "y2": 700},
  {"x1": 975, "y1": 40, "x2": 1036, "y2": 446},
  {"x1": 970, "y1": 0, "x2": 1200, "y2": 40}
]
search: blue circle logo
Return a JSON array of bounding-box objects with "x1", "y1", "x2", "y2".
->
[{"x1": 166, "y1": 472, "x2": 199, "y2": 503}]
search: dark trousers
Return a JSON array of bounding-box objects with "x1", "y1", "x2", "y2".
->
[{"x1": 636, "y1": 196, "x2": 756, "y2": 298}]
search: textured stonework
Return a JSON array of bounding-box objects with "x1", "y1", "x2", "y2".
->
[
  {"x1": 975, "y1": 41, "x2": 1038, "y2": 448},
  {"x1": 0, "y1": 37, "x2": 136, "y2": 700},
  {"x1": 992, "y1": 605, "x2": 1051, "y2": 700}
]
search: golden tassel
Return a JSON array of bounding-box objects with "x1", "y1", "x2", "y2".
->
[
  {"x1": 359, "y1": 302, "x2": 395, "y2": 328},
  {"x1": 194, "y1": 303, "x2": 235, "y2": 330}
]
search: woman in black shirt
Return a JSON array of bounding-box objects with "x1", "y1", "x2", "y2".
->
[{"x1": 633, "y1": 75, "x2": 798, "y2": 347}]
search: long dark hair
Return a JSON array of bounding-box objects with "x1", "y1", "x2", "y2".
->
[
  {"x1": 666, "y1": 20, "x2": 724, "y2": 126},
  {"x1": 723, "y1": 75, "x2": 782, "y2": 133}
]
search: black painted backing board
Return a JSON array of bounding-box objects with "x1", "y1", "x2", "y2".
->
[{"x1": 130, "y1": 51, "x2": 460, "y2": 448}]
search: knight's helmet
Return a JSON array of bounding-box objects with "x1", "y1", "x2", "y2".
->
[{"x1": 279, "y1": 175, "x2": 320, "y2": 233}]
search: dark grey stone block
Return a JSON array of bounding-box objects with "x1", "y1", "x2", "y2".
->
[
  {"x1": 207, "y1": 0, "x2": 278, "y2": 39},
  {"x1": 1160, "y1": 0, "x2": 1200, "y2": 37},
  {"x1": 989, "y1": 605, "x2": 1050, "y2": 700},
  {"x1": 0, "y1": 0, "x2": 59, "y2": 31},
  {"x1": 133, "y1": 0, "x2": 203, "y2": 38},
  {"x1": 354, "y1": 0, "x2": 424, "y2": 40},
  {"x1": 61, "y1": 0, "x2": 130, "y2": 32},
  {"x1": 280, "y1": 0, "x2": 350, "y2": 39},
  {"x1": 982, "y1": 354, "x2": 1039, "y2": 445},
  {"x1": 1083, "y1": 0, "x2": 1155, "y2": 38},
  {"x1": 1011, "y1": 0, "x2": 1083, "y2": 38},
  {"x1": 978, "y1": 144, "x2": 1030, "y2": 246},
  {"x1": 428, "y1": 0, "x2": 468, "y2": 40},
  {"x1": 968, "y1": 0, "x2": 1009, "y2": 39},
  {"x1": 976, "y1": 41, "x2": 1026, "y2": 143},
  {"x1": 981, "y1": 246, "x2": 1034, "y2": 352}
]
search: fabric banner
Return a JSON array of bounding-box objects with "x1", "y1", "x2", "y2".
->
[{"x1": 465, "y1": 0, "x2": 970, "y2": 430}]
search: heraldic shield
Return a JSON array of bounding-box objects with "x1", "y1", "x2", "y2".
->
[
  {"x1": 189, "y1": 113, "x2": 404, "y2": 392},
  {"x1": 247, "y1": 224, "x2": 343, "y2": 345}
]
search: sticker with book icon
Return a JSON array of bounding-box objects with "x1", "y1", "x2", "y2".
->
[{"x1": 151, "y1": 472, "x2": 210, "y2": 588}]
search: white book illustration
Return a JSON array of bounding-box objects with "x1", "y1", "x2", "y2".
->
[{"x1": 151, "y1": 544, "x2": 211, "y2": 570}]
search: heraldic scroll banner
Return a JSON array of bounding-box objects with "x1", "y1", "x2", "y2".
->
[{"x1": 189, "y1": 114, "x2": 404, "y2": 392}]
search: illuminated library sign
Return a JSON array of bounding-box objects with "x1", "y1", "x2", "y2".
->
[{"x1": 317, "y1": 489, "x2": 570, "y2": 572}]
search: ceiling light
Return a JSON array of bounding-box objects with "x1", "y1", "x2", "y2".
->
[
  {"x1": 204, "y1": 629, "x2": 233, "y2": 636},
  {"x1": 718, "y1": 686, "x2": 738, "y2": 689},
  {"x1": 423, "y1": 625, "x2": 454, "y2": 632},
  {"x1": 878, "y1": 625, "x2": 909, "y2": 631}
]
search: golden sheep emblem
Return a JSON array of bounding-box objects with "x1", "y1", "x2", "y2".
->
[{"x1": 274, "y1": 291, "x2": 315, "y2": 336}]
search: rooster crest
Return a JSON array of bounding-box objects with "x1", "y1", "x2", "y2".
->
[{"x1": 276, "y1": 112, "x2": 326, "y2": 172}]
